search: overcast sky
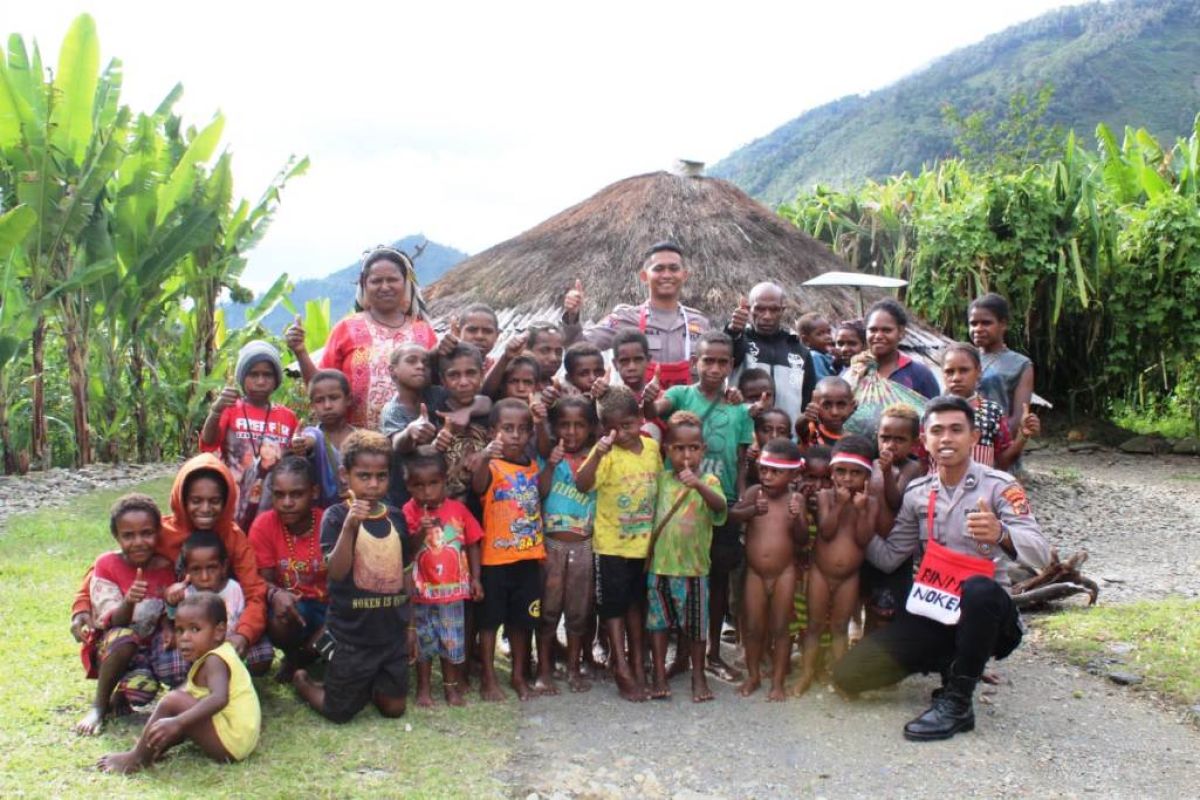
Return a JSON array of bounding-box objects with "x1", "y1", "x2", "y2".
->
[{"x1": 10, "y1": 1, "x2": 1081, "y2": 290}]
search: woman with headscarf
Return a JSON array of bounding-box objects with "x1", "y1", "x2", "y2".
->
[{"x1": 287, "y1": 246, "x2": 437, "y2": 429}]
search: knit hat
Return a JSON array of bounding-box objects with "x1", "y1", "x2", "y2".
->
[{"x1": 235, "y1": 340, "x2": 283, "y2": 389}]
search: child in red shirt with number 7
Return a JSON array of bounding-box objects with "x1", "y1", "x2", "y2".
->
[{"x1": 795, "y1": 435, "x2": 879, "y2": 696}]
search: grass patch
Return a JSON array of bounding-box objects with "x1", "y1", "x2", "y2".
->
[
  {"x1": 1038, "y1": 599, "x2": 1200, "y2": 706},
  {"x1": 0, "y1": 478, "x2": 516, "y2": 799},
  {"x1": 1048, "y1": 466, "x2": 1083, "y2": 483},
  {"x1": 1109, "y1": 399, "x2": 1198, "y2": 440}
]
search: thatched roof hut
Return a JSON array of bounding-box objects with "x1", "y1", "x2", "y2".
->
[{"x1": 425, "y1": 168, "x2": 946, "y2": 356}]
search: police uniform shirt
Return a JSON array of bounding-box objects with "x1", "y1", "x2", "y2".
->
[
  {"x1": 562, "y1": 302, "x2": 710, "y2": 364},
  {"x1": 866, "y1": 459, "x2": 1051, "y2": 591}
]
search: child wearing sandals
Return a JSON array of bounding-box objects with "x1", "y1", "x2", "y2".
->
[{"x1": 98, "y1": 591, "x2": 260, "y2": 773}]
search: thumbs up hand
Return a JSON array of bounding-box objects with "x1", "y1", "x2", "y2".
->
[
  {"x1": 563, "y1": 278, "x2": 585, "y2": 321},
  {"x1": 966, "y1": 498, "x2": 1002, "y2": 545},
  {"x1": 127, "y1": 568, "x2": 149, "y2": 605},
  {"x1": 590, "y1": 366, "x2": 612, "y2": 400},
  {"x1": 1019, "y1": 403, "x2": 1041, "y2": 439},
  {"x1": 642, "y1": 364, "x2": 662, "y2": 404},
  {"x1": 596, "y1": 428, "x2": 617, "y2": 455},
  {"x1": 748, "y1": 389, "x2": 774, "y2": 419},
  {"x1": 406, "y1": 403, "x2": 437, "y2": 445},
  {"x1": 285, "y1": 315, "x2": 307, "y2": 354},
  {"x1": 729, "y1": 296, "x2": 751, "y2": 334},
  {"x1": 438, "y1": 317, "x2": 461, "y2": 357}
]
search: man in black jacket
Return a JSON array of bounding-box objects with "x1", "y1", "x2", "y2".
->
[{"x1": 726, "y1": 282, "x2": 816, "y2": 426}]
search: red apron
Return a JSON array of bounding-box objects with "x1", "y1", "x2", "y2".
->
[
  {"x1": 906, "y1": 489, "x2": 996, "y2": 625},
  {"x1": 639, "y1": 304, "x2": 694, "y2": 389}
]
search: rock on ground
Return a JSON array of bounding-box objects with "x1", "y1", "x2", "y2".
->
[{"x1": 0, "y1": 463, "x2": 176, "y2": 527}]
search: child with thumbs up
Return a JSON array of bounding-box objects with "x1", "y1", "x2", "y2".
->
[
  {"x1": 75, "y1": 495, "x2": 176, "y2": 736},
  {"x1": 941, "y1": 343, "x2": 1038, "y2": 470}
]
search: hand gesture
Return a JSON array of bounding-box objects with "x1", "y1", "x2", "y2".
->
[
  {"x1": 852, "y1": 489, "x2": 868, "y2": 510},
  {"x1": 788, "y1": 490, "x2": 803, "y2": 518},
  {"x1": 590, "y1": 367, "x2": 612, "y2": 401},
  {"x1": 1019, "y1": 403, "x2": 1040, "y2": 439},
  {"x1": 745, "y1": 441, "x2": 761, "y2": 466},
  {"x1": 642, "y1": 364, "x2": 662, "y2": 404},
  {"x1": 504, "y1": 332, "x2": 529, "y2": 359},
  {"x1": 210, "y1": 386, "x2": 239, "y2": 416},
  {"x1": 284, "y1": 315, "x2": 307, "y2": 354},
  {"x1": 406, "y1": 404, "x2": 437, "y2": 446},
  {"x1": 146, "y1": 716, "x2": 184, "y2": 754},
  {"x1": 754, "y1": 490, "x2": 770, "y2": 516},
  {"x1": 549, "y1": 438, "x2": 565, "y2": 465},
  {"x1": 966, "y1": 498, "x2": 1002, "y2": 544},
  {"x1": 291, "y1": 433, "x2": 316, "y2": 456},
  {"x1": 483, "y1": 432, "x2": 505, "y2": 460},
  {"x1": 271, "y1": 588, "x2": 304, "y2": 627},
  {"x1": 126, "y1": 568, "x2": 148, "y2": 605},
  {"x1": 877, "y1": 448, "x2": 895, "y2": 473},
  {"x1": 724, "y1": 387, "x2": 743, "y2": 405},
  {"x1": 802, "y1": 401, "x2": 822, "y2": 426},
  {"x1": 729, "y1": 296, "x2": 750, "y2": 334},
  {"x1": 529, "y1": 395, "x2": 548, "y2": 426},
  {"x1": 433, "y1": 426, "x2": 455, "y2": 453},
  {"x1": 437, "y1": 317, "x2": 461, "y2": 357},
  {"x1": 677, "y1": 467, "x2": 701, "y2": 489},
  {"x1": 345, "y1": 490, "x2": 371, "y2": 529},
  {"x1": 595, "y1": 428, "x2": 617, "y2": 455},
  {"x1": 563, "y1": 278, "x2": 584, "y2": 321},
  {"x1": 834, "y1": 486, "x2": 852, "y2": 507},
  {"x1": 748, "y1": 390, "x2": 774, "y2": 418},
  {"x1": 165, "y1": 577, "x2": 189, "y2": 606}
]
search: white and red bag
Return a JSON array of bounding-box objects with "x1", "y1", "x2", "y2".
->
[{"x1": 906, "y1": 490, "x2": 996, "y2": 624}]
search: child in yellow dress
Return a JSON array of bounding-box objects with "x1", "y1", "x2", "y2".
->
[{"x1": 98, "y1": 591, "x2": 261, "y2": 773}]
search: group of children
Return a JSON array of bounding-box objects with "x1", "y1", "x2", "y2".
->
[{"x1": 76, "y1": 290, "x2": 1040, "y2": 770}]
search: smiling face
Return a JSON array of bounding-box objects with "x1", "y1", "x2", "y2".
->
[
  {"x1": 695, "y1": 341, "x2": 734, "y2": 391},
  {"x1": 568, "y1": 355, "x2": 605, "y2": 395},
  {"x1": 461, "y1": 311, "x2": 499, "y2": 354},
  {"x1": 344, "y1": 452, "x2": 390, "y2": 503},
  {"x1": 113, "y1": 510, "x2": 158, "y2": 567},
  {"x1": 834, "y1": 326, "x2": 865, "y2": 364},
  {"x1": 968, "y1": 306, "x2": 1006, "y2": 352},
  {"x1": 271, "y1": 470, "x2": 315, "y2": 529},
  {"x1": 924, "y1": 409, "x2": 980, "y2": 470},
  {"x1": 310, "y1": 377, "x2": 351, "y2": 428},
  {"x1": 606, "y1": 410, "x2": 644, "y2": 450},
  {"x1": 362, "y1": 258, "x2": 409, "y2": 315},
  {"x1": 185, "y1": 545, "x2": 227, "y2": 592},
  {"x1": 666, "y1": 424, "x2": 705, "y2": 472},
  {"x1": 553, "y1": 405, "x2": 592, "y2": 454},
  {"x1": 493, "y1": 406, "x2": 533, "y2": 461},
  {"x1": 640, "y1": 250, "x2": 687, "y2": 301},
  {"x1": 442, "y1": 355, "x2": 482, "y2": 407},
  {"x1": 241, "y1": 361, "x2": 277, "y2": 405},
  {"x1": 174, "y1": 603, "x2": 225, "y2": 663},
  {"x1": 405, "y1": 463, "x2": 447, "y2": 510},
  {"x1": 184, "y1": 476, "x2": 225, "y2": 531},
  {"x1": 866, "y1": 309, "x2": 903, "y2": 359},
  {"x1": 614, "y1": 342, "x2": 649, "y2": 390},
  {"x1": 942, "y1": 349, "x2": 981, "y2": 399},
  {"x1": 390, "y1": 345, "x2": 429, "y2": 392}
]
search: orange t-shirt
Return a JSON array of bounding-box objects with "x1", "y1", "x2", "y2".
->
[{"x1": 480, "y1": 459, "x2": 545, "y2": 566}]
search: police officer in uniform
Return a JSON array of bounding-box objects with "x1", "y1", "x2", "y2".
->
[
  {"x1": 561, "y1": 241, "x2": 710, "y2": 390},
  {"x1": 833, "y1": 395, "x2": 1050, "y2": 741}
]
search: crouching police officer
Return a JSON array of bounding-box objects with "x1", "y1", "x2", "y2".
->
[{"x1": 833, "y1": 395, "x2": 1050, "y2": 741}]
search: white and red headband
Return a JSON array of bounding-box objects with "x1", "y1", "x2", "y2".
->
[
  {"x1": 758, "y1": 455, "x2": 804, "y2": 470},
  {"x1": 829, "y1": 452, "x2": 872, "y2": 472}
]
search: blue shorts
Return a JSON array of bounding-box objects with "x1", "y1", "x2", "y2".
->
[
  {"x1": 414, "y1": 601, "x2": 466, "y2": 664},
  {"x1": 646, "y1": 574, "x2": 708, "y2": 641}
]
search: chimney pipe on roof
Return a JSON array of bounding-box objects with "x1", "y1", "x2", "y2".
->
[{"x1": 673, "y1": 159, "x2": 705, "y2": 178}]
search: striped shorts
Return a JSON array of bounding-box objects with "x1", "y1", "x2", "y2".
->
[{"x1": 646, "y1": 574, "x2": 708, "y2": 642}]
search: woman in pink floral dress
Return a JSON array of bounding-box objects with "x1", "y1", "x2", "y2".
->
[{"x1": 287, "y1": 246, "x2": 436, "y2": 429}]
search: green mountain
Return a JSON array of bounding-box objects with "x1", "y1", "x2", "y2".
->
[
  {"x1": 712, "y1": 0, "x2": 1200, "y2": 206},
  {"x1": 224, "y1": 235, "x2": 468, "y2": 332}
]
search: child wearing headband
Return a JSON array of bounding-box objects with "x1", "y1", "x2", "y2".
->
[
  {"x1": 730, "y1": 438, "x2": 807, "y2": 701},
  {"x1": 794, "y1": 435, "x2": 879, "y2": 696}
]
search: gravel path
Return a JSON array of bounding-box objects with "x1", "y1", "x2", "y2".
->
[
  {"x1": 505, "y1": 446, "x2": 1200, "y2": 799},
  {"x1": 0, "y1": 463, "x2": 175, "y2": 527}
]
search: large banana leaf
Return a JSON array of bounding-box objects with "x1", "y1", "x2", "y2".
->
[
  {"x1": 156, "y1": 114, "x2": 225, "y2": 225},
  {"x1": 49, "y1": 13, "x2": 100, "y2": 163}
]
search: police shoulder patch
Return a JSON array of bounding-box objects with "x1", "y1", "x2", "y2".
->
[{"x1": 1000, "y1": 484, "x2": 1031, "y2": 516}]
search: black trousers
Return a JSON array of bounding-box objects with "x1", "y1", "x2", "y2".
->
[{"x1": 833, "y1": 576, "x2": 1023, "y2": 694}]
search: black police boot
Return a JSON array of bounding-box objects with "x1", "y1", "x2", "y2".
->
[{"x1": 904, "y1": 668, "x2": 976, "y2": 741}]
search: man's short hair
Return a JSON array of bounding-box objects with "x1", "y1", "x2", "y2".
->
[
  {"x1": 921, "y1": 394, "x2": 976, "y2": 429},
  {"x1": 645, "y1": 241, "x2": 683, "y2": 260}
]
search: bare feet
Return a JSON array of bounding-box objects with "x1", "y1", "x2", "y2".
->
[
  {"x1": 74, "y1": 707, "x2": 105, "y2": 736},
  {"x1": 532, "y1": 676, "x2": 560, "y2": 697},
  {"x1": 791, "y1": 670, "x2": 814, "y2": 697},
  {"x1": 666, "y1": 654, "x2": 689, "y2": 680},
  {"x1": 274, "y1": 657, "x2": 298, "y2": 685},
  {"x1": 614, "y1": 669, "x2": 648, "y2": 702},
  {"x1": 479, "y1": 677, "x2": 506, "y2": 702},
  {"x1": 97, "y1": 750, "x2": 145, "y2": 774},
  {"x1": 767, "y1": 684, "x2": 787, "y2": 702},
  {"x1": 705, "y1": 655, "x2": 742, "y2": 683},
  {"x1": 649, "y1": 676, "x2": 672, "y2": 700},
  {"x1": 692, "y1": 672, "x2": 714, "y2": 703},
  {"x1": 567, "y1": 672, "x2": 592, "y2": 693},
  {"x1": 444, "y1": 682, "x2": 467, "y2": 707},
  {"x1": 415, "y1": 686, "x2": 435, "y2": 709},
  {"x1": 511, "y1": 679, "x2": 535, "y2": 702},
  {"x1": 738, "y1": 676, "x2": 761, "y2": 697}
]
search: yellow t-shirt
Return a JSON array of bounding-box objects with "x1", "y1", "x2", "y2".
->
[
  {"x1": 590, "y1": 437, "x2": 662, "y2": 558},
  {"x1": 184, "y1": 641, "x2": 261, "y2": 761}
]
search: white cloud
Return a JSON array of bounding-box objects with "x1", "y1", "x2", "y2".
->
[{"x1": 9, "y1": 0, "x2": 1084, "y2": 290}]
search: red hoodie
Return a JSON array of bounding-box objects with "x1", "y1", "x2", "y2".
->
[{"x1": 71, "y1": 454, "x2": 268, "y2": 644}]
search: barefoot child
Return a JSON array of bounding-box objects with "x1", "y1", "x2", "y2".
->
[
  {"x1": 790, "y1": 446, "x2": 832, "y2": 649},
  {"x1": 596, "y1": 328, "x2": 663, "y2": 441},
  {"x1": 795, "y1": 436, "x2": 878, "y2": 695},
  {"x1": 74, "y1": 495, "x2": 176, "y2": 735},
  {"x1": 472, "y1": 399, "x2": 546, "y2": 701},
  {"x1": 798, "y1": 376, "x2": 856, "y2": 449},
  {"x1": 576, "y1": 385, "x2": 662, "y2": 702},
  {"x1": 248, "y1": 456, "x2": 327, "y2": 681},
  {"x1": 98, "y1": 592, "x2": 261, "y2": 773},
  {"x1": 291, "y1": 369, "x2": 357, "y2": 508},
  {"x1": 293, "y1": 431, "x2": 416, "y2": 723},
  {"x1": 536, "y1": 396, "x2": 598, "y2": 695},
  {"x1": 646, "y1": 411, "x2": 727, "y2": 703},
  {"x1": 403, "y1": 453, "x2": 483, "y2": 707},
  {"x1": 730, "y1": 438, "x2": 806, "y2": 701},
  {"x1": 746, "y1": 407, "x2": 792, "y2": 486}
]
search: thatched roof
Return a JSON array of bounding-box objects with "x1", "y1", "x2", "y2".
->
[{"x1": 425, "y1": 170, "x2": 872, "y2": 322}]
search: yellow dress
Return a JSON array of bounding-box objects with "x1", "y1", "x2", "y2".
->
[{"x1": 184, "y1": 641, "x2": 261, "y2": 761}]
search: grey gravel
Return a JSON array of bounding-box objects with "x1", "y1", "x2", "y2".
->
[{"x1": 0, "y1": 462, "x2": 176, "y2": 527}]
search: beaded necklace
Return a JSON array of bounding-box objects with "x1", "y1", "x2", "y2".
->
[{"x1": 282, "y1": 510, "x2": 320, "y2": 592}]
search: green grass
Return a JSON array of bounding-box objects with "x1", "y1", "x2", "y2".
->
[
  {"x1": 0, "y1": 478, "x2": 516, "y2": 799},
  {"x1": 1109, "y1": 400, "x2": 1198, "y2": 440},
  {"x1": 1038, "y1": 599, "x2": 1200, "y2": 706}
]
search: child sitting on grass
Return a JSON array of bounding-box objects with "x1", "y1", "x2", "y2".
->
[
  {"x1": 576, "y1": 385, "x2": 662, "y2": 702},
  {"x1": 472, "y1": 398, "x2": 547, "y2": 702},
  {"x1": 731, "y1": 438, "x2": 807, "y2": 701},
  {"x1": 248, "y1": 456, "x2": 327, "y2": 682},
  {"x1": 646, "y1": 411, "x2": 727, "y2": 703},
  {"x1": 293, "y1": 431, "x2": 416, "y2": 723},
  {"x1": 291, "y1": 369, "x2": 357, "y2": 508},
  {"x1": 98, "y1": 592, "x2": 261, "y2": 773},
  {"x1": 74, "y1": 495, "x2": 176, "y2": 736},
  {"x1": 403, "y1": 452, "x2": 483, "y2": 707},
  {"x1": 798, "y1": 376, "x2": 856, "y2": 449},
  {"x1": 794, "y1": 435, "x2": 878, "y2": 696},
  {"x1": 536, "y1": 396, "x2": 599, "y2": 695}
]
